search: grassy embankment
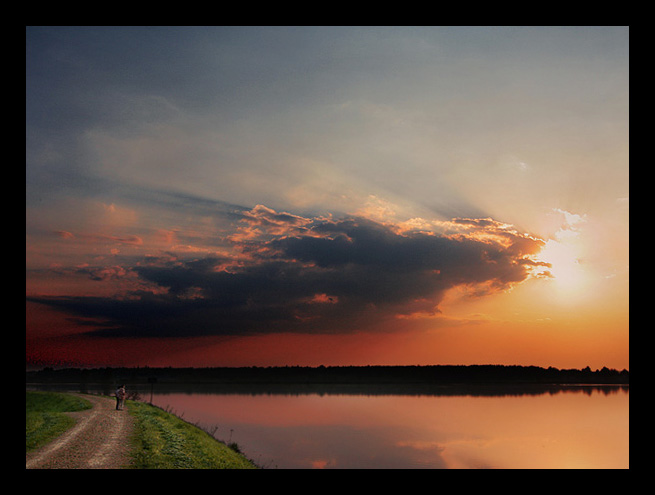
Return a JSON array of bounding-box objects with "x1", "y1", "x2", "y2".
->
[
  {"x1": 25, "y1": 391, "x2": 258, "y2": 469},
  {"x1": 26, "y1": 391, "x2": 92, "y2": 451},
  {"x1": 127, "y1": 399, "x2": 258, "y2": 469}
]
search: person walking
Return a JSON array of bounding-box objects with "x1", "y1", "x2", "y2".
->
[{"x1": 115, "y1": 384, "x2": 126, "y2": 410}]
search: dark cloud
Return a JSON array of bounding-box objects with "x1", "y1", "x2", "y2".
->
[{"x1": 27, "y1": 211, "x2": 547, "y2": 338}]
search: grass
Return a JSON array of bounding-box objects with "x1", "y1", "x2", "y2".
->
[
  {"x1": 126, "y1": 399, "x2": 258, "y2": 469},
  {"x1": 26, "y1": 391, "x2": 92, "y2": 451},
  {"x1": 26, "y1": 390, "x2": 258, "y2": 469}
]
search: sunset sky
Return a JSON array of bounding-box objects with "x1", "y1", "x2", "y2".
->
[{"x1": 26, "y1": 26, "x2": 629, "y2": 370}]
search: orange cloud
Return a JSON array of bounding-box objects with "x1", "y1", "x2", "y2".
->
[{"x1": 30, "y1": 205, "x2": 549, "y2": 340}]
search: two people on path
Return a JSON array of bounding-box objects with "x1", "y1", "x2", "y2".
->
[{"x1": 115, "y1": 385, "x2": 126, "y2": 410}]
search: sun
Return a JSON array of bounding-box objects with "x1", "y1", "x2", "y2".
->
[{"x1": 538, "y1": 237, "x2": 588, "y2": 296}]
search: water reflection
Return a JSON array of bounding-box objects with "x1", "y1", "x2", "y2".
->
[
  {"x1": 149, "y1": 387, "x2": 628, "y2": 469},
  {"x1": 27, "y1": 380, "x2": 628, "y2": 397},
  {"x1": 27, "y1": 383, "x2": 628, "y2": 469}
]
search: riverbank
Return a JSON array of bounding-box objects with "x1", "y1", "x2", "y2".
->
[
  {"x1": 127, "y1": 398, "x2": 258, "y2": 469},
  {"x1": 26, "y1": 391, "x2": 258, "y2": 469}
]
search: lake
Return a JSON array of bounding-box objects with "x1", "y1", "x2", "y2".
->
[
  {"x1": 28, "y1": 382, "x2": 628, "y2": 469},
  {"x1": 142, "y1": 383, "x2": 628, "y2": 469}
]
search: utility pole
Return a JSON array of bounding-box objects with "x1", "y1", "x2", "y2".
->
[{"x1": 148, "y1": 376, "x2": 157, "y2": 404}]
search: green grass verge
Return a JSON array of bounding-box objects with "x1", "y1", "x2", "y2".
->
[
  {"x1": 26, "y1": 391, "x2": 92, "y2": 452},
  {"x1": 126, "y1": 400, "x2": 258, "y2": 469}
]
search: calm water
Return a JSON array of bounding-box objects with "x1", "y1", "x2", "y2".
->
[
  {"x1": 148, "y1": 384, "x2": 628, "y2": 469},
  {"x1": 29, "y1": 383, "x2": 629, "y2": 468}
]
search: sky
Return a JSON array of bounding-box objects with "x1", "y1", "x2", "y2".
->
[{"x1": 26, "y1": 26, "x2": 629, "y2": 370}]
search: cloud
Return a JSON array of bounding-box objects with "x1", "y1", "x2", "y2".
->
[
  {"x1": 229, "y1": 204, "x2": 314, "y2": 242},
  {"x1": 27, "y1": 205, "x2": 547, "y2": 338},
  {"x1": 55, "y1": 230, "x2": 143, "y2": 246},
  {"x1": 75, "y1": 265, "x2": 130, "y2": 281}
]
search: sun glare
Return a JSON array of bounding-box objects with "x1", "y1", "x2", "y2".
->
[{"x1": 539, "y1": 238, "x2": 588, "y2": 296}]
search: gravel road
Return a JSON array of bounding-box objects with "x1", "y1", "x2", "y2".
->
[{"x1": 26, "y1": 393, "x2": 135, "y2": 469}]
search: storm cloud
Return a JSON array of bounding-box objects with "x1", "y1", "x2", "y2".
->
[{"x1": 27, "y1": 207, "x2": 548, "y2": 338}]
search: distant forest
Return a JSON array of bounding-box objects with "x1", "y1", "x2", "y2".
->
[{"x1": 26, "y1": 364, "x2": 629, "y2": 386}]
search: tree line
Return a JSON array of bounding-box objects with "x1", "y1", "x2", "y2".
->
[{"x1": 26, "y1": 364, "x2": 629, "y2": 386}]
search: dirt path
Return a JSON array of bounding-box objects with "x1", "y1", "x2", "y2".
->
[{"x1": 26, "y1": 394, "x2": 135, "y2": 469}]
